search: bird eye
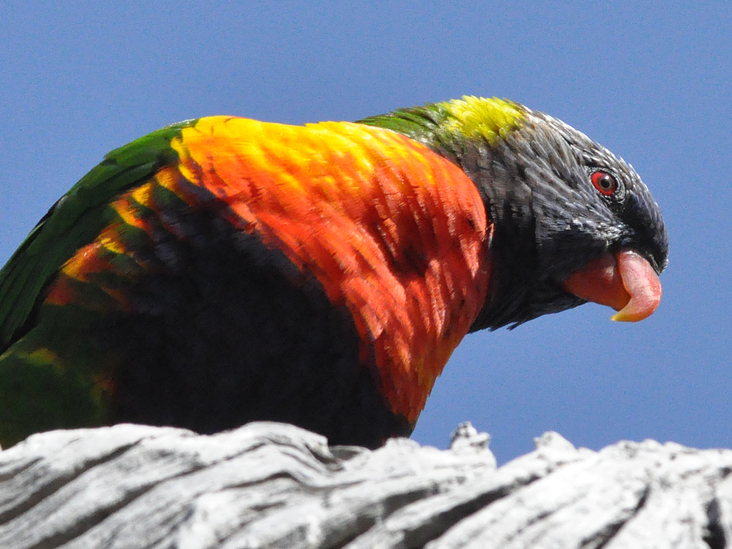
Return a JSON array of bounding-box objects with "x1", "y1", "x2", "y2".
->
[{"x1": 591, "y1": 171, "x2": 617, "y2": 196}]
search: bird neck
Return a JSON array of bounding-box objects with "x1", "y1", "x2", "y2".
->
[
  {"x1": 360, "y1": 97, "x2": 544, "y2": 331},
  {"x1": 357, "y1": 96, "x2": 526, "y2": 152}
]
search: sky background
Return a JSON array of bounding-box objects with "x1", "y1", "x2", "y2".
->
[{"x1": 0, "y1": 2, "x2": 729, "y2": 464}]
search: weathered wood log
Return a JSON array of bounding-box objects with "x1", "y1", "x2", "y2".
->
[{"x1": 0, "y1": 421, "x2": 729, "y2": 548}]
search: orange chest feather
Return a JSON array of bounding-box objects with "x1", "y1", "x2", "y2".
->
[{"x1": 169, "y1": 117, "x2": 492, "y2": 422}]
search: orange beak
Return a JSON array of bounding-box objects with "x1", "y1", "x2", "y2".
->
[{"x1": 563, "y1": 249, "x2": 662, "y2": 322}]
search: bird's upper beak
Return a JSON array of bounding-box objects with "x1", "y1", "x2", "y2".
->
[{"x1": 563, "y1": 249, "x2": 662, "y2": 322}]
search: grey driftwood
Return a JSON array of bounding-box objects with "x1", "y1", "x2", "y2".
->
[{"x1": 0, "y1": 421, "x2": 730, "y2": 548}]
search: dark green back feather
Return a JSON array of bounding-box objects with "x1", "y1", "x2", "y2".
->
[
  {"x1": 357, "y1": 103, "x2": 450, "y2": 143},
  {"x1": 0, "y1": 120, "x2": 194, "y2": 353}
]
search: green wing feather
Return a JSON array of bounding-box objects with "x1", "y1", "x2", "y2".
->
[
  {"x1": 357, "y1": 103, "x2": 450, "y2": 142},
  {"x1": 0, "y1": 120, "x2": 195, "y2": 354}
]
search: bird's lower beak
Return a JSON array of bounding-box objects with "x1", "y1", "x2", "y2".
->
[{"x1": 563, "y1": 249, "x2": 662, "y2": 322}]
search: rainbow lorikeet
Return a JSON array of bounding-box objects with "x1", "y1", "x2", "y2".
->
[{"x1": 0, "y1": 97, "x2": 667, "y2": 448}]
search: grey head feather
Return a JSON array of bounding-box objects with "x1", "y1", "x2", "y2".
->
[{"x1": 437, "y1": 107, "x2": 668, "y2": 330}]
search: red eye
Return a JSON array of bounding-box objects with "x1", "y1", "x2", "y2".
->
[{"x1": 591, "y1": 171, "x2": 617, "y2": 196}]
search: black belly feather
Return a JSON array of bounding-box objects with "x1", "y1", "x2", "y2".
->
[{"x1": 95, "y1": 187, "x2": 410, "y2": 448}]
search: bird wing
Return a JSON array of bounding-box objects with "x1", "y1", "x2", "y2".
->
[{"x1": 0, "y1": 121, "x2": 194, "y2": 352}]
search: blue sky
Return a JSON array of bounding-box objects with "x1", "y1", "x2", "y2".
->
[{"x1": 1, "y1": 2, "x2": 729, "y2": 463}]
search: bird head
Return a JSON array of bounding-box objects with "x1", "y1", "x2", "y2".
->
[{"x1": 359, "y1": 96, "x2": 669, "y2": 330}]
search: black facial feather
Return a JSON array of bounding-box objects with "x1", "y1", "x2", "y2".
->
[{"x1": 421, "y1": 107, "x2": 668, "y2": 330}]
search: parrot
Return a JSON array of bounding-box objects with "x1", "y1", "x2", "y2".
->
[{"x1": 0, "y1": 96, "x2": 668, "y2": 448}]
